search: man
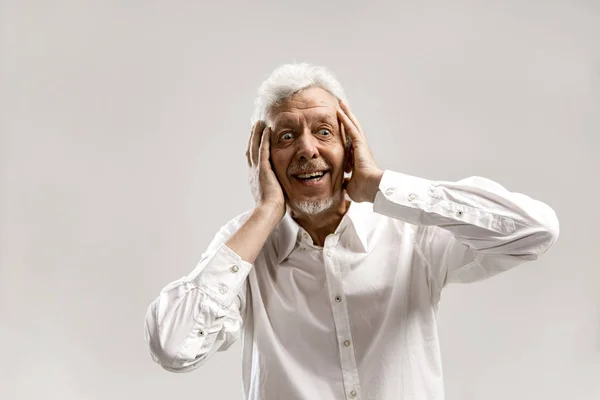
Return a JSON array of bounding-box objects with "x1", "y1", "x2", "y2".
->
[{"x1": 144, "y1": 63, "x2": 559, "y2": 399}]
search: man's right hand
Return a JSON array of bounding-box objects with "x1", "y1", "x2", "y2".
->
[{"x1": 246, "y1": 121, "x2": 286, "y2": 219}]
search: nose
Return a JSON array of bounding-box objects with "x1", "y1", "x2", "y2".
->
[{"x1": 295, "y1": 129, "x2": 320, "y2": 161}]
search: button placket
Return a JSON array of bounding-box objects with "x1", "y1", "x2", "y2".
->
[
  {"x1": 321, "y1": 236, "x2": 362, "y2": 399},
  {"x1": 218, "y1": 284, "x2": 228, "y2": 295}
]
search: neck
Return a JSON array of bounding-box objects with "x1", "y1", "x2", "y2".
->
[{"x1": 290, "y1": 193, "x2": 350, "y2": 247}]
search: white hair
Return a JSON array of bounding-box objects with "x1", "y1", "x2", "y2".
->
[{"x1": 251, "y1": 63, "x2": 348, "y2": 126}]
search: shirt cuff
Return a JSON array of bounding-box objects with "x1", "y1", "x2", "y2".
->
[
  {"x1": 189, "y1": 243, "x2": 253, "y2": 309},
  {"x1": 373, "y1": 170, "x2": 516, "y2": 234},
  {"x1": 373, "y1": 170, "x2": 434, "y2": 225}
]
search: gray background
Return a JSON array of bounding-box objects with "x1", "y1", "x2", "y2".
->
[{"x1": 1, "y1": 0, "x2": 598, "y2": 399}]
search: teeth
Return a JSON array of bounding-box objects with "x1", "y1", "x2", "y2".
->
[{"x1": 297, "y1": 171, "x2": 325, "y2": 179}]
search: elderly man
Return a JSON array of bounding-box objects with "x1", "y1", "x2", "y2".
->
[{"x1": 145, "y1": 63, "x2": 559, "y2": 399}]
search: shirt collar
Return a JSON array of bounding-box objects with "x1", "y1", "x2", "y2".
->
[{"x1": 274, "y1": 201, "x2": 369, "y2": 264}]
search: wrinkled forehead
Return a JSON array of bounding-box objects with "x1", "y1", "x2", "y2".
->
[
  {"x1": 269, "y1": 106, "x2": 338, "y2": 129},
  {"x1": 266, "y1": 87, "x2": 339, "y2": 128}
]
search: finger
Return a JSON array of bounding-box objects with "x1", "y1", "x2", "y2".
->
[
  {"x1": 250, "y1": 121, "x2": 265, "y2": 167},
  {"x1": 246, "y1": 123, "x2": 256, "y2": 167},
  {"x1": 337, "y1": 106, "x2": 363, "y2": 146},
  {"x1": 340, "y1": 122, "x2": 353, "y2": 158},
  {"x1": 339, "y1": 120, "x2": 347, "y2": 147},
  {"x1": 339, "y1": 100, "x2": 364, "y2": 134},
  {"x1": 258, "y1": 127, "x2": 271, "y2": 168}
]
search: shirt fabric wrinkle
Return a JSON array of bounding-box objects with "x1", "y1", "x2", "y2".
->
[{"x1": 144, "y1": 169, "x2": 559, "y2": 400}]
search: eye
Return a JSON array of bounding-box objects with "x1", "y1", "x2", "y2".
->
[
  {"x1": 318, "y1": 129, "x2": 331, "y2": 136},
  {"x1": 281, "y1": 132, "x2": 293, "y2": 140}
]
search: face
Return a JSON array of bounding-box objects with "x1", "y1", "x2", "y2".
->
[{"x1": 266, "y1": 87, "x2": 351, "y2": 216}]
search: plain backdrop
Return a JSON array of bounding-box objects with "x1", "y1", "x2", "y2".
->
[{"x1": 1, "y1": 1, "x2": 598, "y2": 399}]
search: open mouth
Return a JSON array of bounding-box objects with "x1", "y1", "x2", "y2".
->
[{"x1": 293, "y1": 170, "x2": 328, "y2": 185}]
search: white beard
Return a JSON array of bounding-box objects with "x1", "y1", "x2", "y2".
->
[{"x1": 290, "y1": 196, "x2": 334, "y2": 216}]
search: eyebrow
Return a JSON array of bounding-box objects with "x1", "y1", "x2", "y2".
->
[
  {"x1": 273, "y1": 112, "x2": 336, "y2": 129},
  {"x1": 315, "y1": 113, "x2": 337, "y2": 125}
]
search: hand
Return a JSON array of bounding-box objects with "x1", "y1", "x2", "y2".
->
[
  {"x1": 337, "y1": 100, "x2": 384, "y2": 203},
  {"x1": 246, "y1": 121, "x2": 286, "y2": 218}
]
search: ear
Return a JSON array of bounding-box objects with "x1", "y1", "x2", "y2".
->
[
  {"x1": 344, "y1": 144, "x2": 353, "y2": 174},
  {"x1": 340, "y1": 118, "x2": 353, "y2": 174}
]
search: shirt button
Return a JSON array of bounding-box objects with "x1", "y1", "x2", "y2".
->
[
  {"x1": 385, "y1": 187, "x2": 394, "y2": 196},
  {"x1": 343, "y1": 340, "x2": 351, "y2": 347},
  {"x1": 408, "y1": 193, "x2": 417, "y2": 201},
  {"x1": 231, "y1": 265, "x2": 239, "y2": 273},
  {"x1": 335, "y1": 295, "x2": 342, "y2": 302},
  {"x1": 303, "y1": 232, "x2": 310, "y2": 240},
  {"x1": 219, "y1": 284, "x2": 228, "y2": 294},
  {"x1": 326, "y1": 249, "x2": 334, "y2": 257},
  {"x1": 350, "y1": 389, "x2": 357, "y2": 397}
]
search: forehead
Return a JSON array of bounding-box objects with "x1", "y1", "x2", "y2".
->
[{"x1": 268, "y1": 87, "x2": 338, "y2": 127}]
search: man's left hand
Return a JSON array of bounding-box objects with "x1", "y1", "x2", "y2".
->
[{"x1": 337, "y1": 100, "x2": 384, "y2": 203}]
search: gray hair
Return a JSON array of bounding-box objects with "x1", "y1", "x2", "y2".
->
[{"x1": 251, "y1": 63, "x2": 348, "y2": 126}]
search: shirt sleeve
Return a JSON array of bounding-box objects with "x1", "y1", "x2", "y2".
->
[
  {"x1": 144, "y1": 210, "x2": 254, "y2": 372},
  {"x1": 373, "y1": 170, "x2": 560, "y2": 302}
]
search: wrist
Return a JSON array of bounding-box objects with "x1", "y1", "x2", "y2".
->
[
  {"x1": 256, "y1": 201, "x2": 286, "y2": 223},
  {"x1": 367, "y1": 169, "x2": 385, "y2": 203}
]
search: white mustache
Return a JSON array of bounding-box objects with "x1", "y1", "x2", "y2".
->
[{"x1": 288, "y1": 163, "x2": 329, "y2": 175}]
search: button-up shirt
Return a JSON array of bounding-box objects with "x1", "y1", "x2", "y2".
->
[{"x1": 145, "y1": 170, "x2": 559, "y2": 400}]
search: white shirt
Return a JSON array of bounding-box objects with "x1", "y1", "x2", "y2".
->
[{"x1": 145, "y1": 170, "x2": 559, "y2": 400}]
